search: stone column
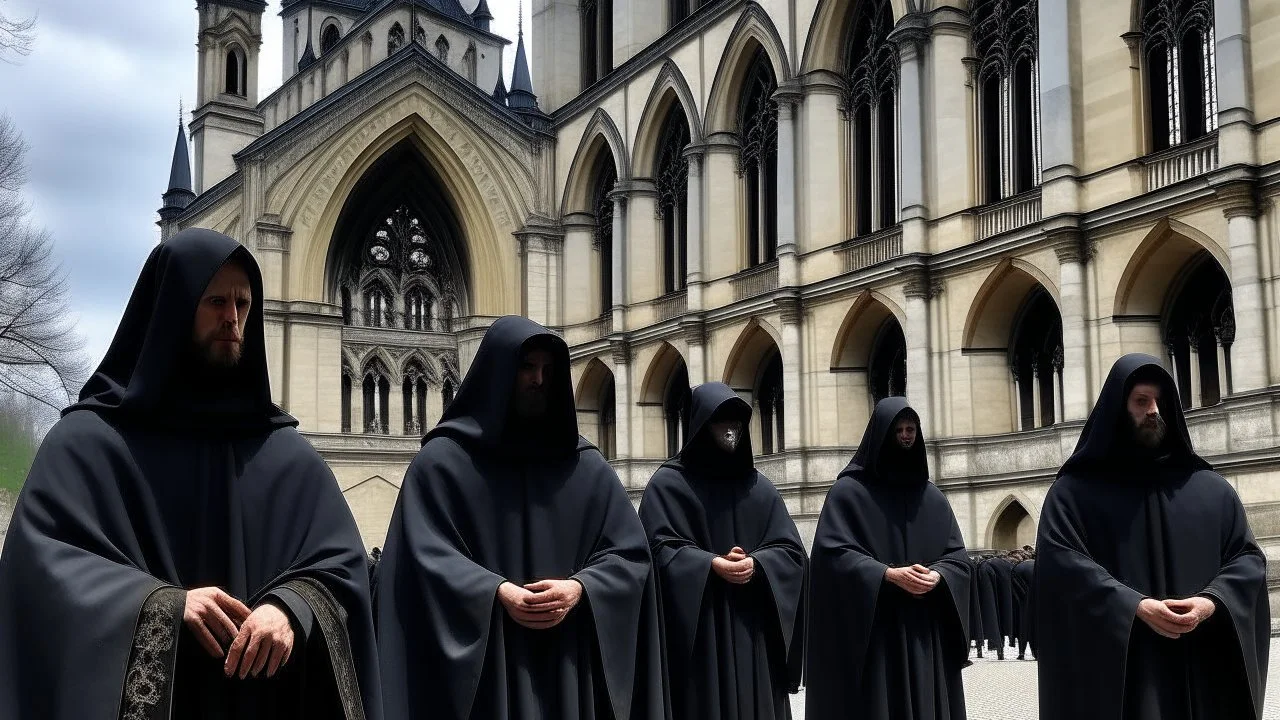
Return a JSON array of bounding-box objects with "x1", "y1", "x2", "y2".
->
[
  {"x1": 1011, "y1": 368, "x2": 1022, "y2": 431},
  {"x1": 611, "y1": 340, "x2": 632, "y2": 461},
  {"x1": 1038, "y1": 0, "x2": 1082, "y2": 215},
  {"x1": 682, "y1": 319, "x2": 708, "y2": 386},
  {"x1": 1214, "y1": 0, "x2": 1256, "y2": 166},
  {"x1": 517, "y1": 227, "x2": 564, "y2": 327},
  {"x1": 1167, "y1": 344, "x2": 1181, "y2": 394},
  {"x1": 1052, "y1": 228, "x2": 1092, "y2": 420},
  {"x1": 388, "y1": 374, "x2": 405, "y2": 436},
  {"x1": 1031, "y1": 361, "x2": 1044, "y2": 429},
  {"x1": 1216, "y1": 320, "x2": 1235, "y2": 397},
  {"x1": 684, "y1": 147, "x2": 705, "y2": 312},
  {"x1": 1188, "y1": 337, "x2": 1203, "y2": 409},
  {"x1": 773, "y1": 88, "x2": 802, "y2": 287},
  {"x1": 777, "y1": 295, "x2": 805, "y2": 452},
  {"x1": 1053, "y1": 350, "x2": 1065, "y2": 425},
  {"x1": 610, "y1": 193, "x2": 629, "y2": 332},
  {"x1": 903, "y1": 270, "x2": 936, "y2": 436},
  {"x1": 889, "y1": 19, "x2": 930, "y2": 253},
  {"x1": 1215, "y1": 182, "x2": 1268, "y2": 391}
]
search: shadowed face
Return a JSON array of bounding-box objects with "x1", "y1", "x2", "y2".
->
[
  {"x1": 1126, "y1": 381, "x2": 1167, "y2": 449},
  {"x1": 894, "y1": 417, "x2": 918, "y2": 449},
  {"x1": 191, "y1": 260, "x2": 252, "y2": 369},
  {"x1": 709, "y1": 418, "x2": 744, "y2": 454},
  {"x1": 513, "y1": 347, "x2": 554, "y2": 419}
]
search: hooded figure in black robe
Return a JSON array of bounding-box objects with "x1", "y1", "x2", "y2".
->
[
  {"x1": 966, "y1": 556, "x2": 987, "y2": 658},
  {"x1": 1011, "y1": 556, "x2": 1034, "y2": 659},
  {"x1": 805, "y1": 397, "x2": 971, "y2": 720},
  {"x1": 1033, "y1": 353, "x2": 1269, "y2": 720},
  {"x1": 638, "y1": 382, "x2": 806, "y2": 720},
  {"x1": 0, "y1": 229, "x2": 381, "y2": 720},
  {"x1": 375, "y1": 315, "x2": 667, "y2": 720}
]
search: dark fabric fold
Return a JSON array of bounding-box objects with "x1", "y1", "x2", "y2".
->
[
  {"x1": 805, "y1": 397, "x2": 970, "y2": 720},
  {"x1": 1033, "y1": 353, "x2": 1269, "y2": 720},
  {"x1": 639, "y1": 382, "x2": 806, "y2": 720}
]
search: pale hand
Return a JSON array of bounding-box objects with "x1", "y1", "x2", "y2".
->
[
  {"x1": 499, "y1": 579, "x2": 583, "y2": 630},
  {"x1": 184, "y1": 587, "x2": 251, "y2": 659},
  {"x1": 1163, "y1": 596, "x2": 1216, "y2": 631},
  {"x1": 712, "y1": 547, "x2": 755, "y2": 585},
  {"x1": 885, "y1": 565, "x2": 939, "y2": 596},
  {"x1": 225, "y1": 603, "x2": 295, "y2": 679},
  {"x1": 1136, "y1": 597, "x2": 1200, "y2": 639}
]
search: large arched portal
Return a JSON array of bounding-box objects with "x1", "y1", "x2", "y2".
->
[{"x1": 328, "y1": 139, "x2": 467, "y2": 437}]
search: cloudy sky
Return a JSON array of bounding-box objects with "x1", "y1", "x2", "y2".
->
[{"x1": 0, "y1": 0, "x2": 526, "y2": 371}]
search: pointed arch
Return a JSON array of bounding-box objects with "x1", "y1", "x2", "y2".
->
[
  {"x1": 576, "y1": 357, "x2": 618, "y2": 459},
  {"x1": 399, "y1": 349, "x2": 440, "y2": 381},
  {"x1": 561, "y1": 108, "x2": 631, "y2": 216},
  {"x1": 1114, "y1": 218, "x2": 1231, "y2": 317},
  {"x1": 962, "y1": 258, "x2": 1062, "y2": 349},
  {"x1": 360, "y1": 347, "x2": 398, "y2": 379},
  {"x1": 723, "y1": 317, "x2": 784, "y2": 388},
  {"x1": 985, "y1": 493, "x2": 1040, "y2": 550},
  {"x1": 703, "y1": 5, "x2": 794, "y2": 135},
  {"x1": 633, "y1": 60, "x2": 704, "y2": 177},
  {"x1": 640, "y1": 342, "x2": 690, "y2": 404},
  {"x1": 801, "y1": 0, "x2": 912, "y2": 74},
  {"x1": 830, "y1": 291, "x2": 907, "y2": 368}
]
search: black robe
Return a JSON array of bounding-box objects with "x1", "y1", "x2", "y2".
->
[
  {"x1": 1033, "y1": 353, "x2": 1269, "y2": 720},
  {"x1": 375, "y1": 315, "x2": 667, "y2": 720},
  {"x1": 805, "y1": 397, "x2": 971, "y2": 720},
  {"x1": 966, "y1": 557, "x2": 986, "y2": 653},
  {"x1": 0, "y1": 229, "x2": 381, "y2": 720},
  {"x1": 1011, "y1": 560, "x2": 1034, "y2": 656},
  {"x1": 976, "y1": 559, "x2": 1003, "y2": 652},
  {"x1": 638, "y1": 382, "x2": 806, "y2": 720}
]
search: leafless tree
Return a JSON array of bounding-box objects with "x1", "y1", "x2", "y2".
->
[
  {"x1": 0, "y1": 116, "x2": 87, "y2": 411},
  {"x1": 0, "y1": 1, "x2": 35, "y2": 64}
]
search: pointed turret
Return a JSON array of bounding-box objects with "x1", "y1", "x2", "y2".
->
[
  {"x1": 493, "y1": 73, "x2": 508, "y2": 105},
  {"x1": 159, "y1": 111, "x2": 195, "y2": 225},
  {"x1": 298, "y1": 5, "x2": 317, "y2": 70},
  {"x1": 472, "y1": 0, "x2": 494, "y2": 33},
  {"x1": 507, "y1": 2, "x2": 538, "y2": 111}
]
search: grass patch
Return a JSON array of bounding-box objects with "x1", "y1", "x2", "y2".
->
[{"x1": 0, "y1": 416, "x2": 35, "y2": 493}]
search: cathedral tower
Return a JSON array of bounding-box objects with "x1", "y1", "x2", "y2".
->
[{"x1": 191, "y1": 0, "x2": 267, "y2": 194}]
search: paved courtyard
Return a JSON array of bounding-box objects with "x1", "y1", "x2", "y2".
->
[{"x1": 790, "y1": 647, "x2": 1280, "y2": 719}]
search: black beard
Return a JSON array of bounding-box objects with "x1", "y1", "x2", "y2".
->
[{"x1": 1132, "y1": 414, "x2": 1168, "y2": 450}]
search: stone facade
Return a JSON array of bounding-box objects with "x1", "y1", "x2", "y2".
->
[{"x1": 164, "y1": 0, "x2": 1280, "y2": 622}]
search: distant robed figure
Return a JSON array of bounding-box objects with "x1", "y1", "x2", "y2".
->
[{"x1": 1033, "y1": 353, "x2": 1269, "y2": 720}]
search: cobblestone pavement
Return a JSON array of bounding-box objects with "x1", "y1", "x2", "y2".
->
[{"x1": 790, "y1": 646, "x2": 1280, "y2": 719}]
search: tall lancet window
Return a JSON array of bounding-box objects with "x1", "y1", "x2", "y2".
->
[
  {"x1": 663, "y1": 364, "x2": 690, "y2": 458},
  {"x1": 656, "y1": 106, "x2": 691, "y2": 294},
  {"x1": 758, "y1": 352, "x2": 785, "y2": 454},
  {"x1": 363, "y1": 361, "x2": 391, "y2": 434},
  {"x1": 1142, "y1": 0, "x2": 1217, "y2": 152},
  {"x1": 225, "y1": 47, "x2": 246, "y2": 96},
  {"x1": 321, "y1": 24, "x2": 341, "y2": 55},
  {"x1": 973, "y1": 0, "x2": 1042, "y2": 202},
  {"x1": 846, "y1": 0, "x2": 898, "y2": 237},
  {"x1": 591, "y1": 153, "x2": 618, "y2": 316},
  {"x1": 388, "y1": 23, "x2": 405, "y2": 55},
  {"x1": 1010, "y1": 289, "x2": 1064, "y2": 431},
  {"x1": 739, "y1": 49, "x2": 778, "y2": 269},
  {"x1": 435, "y1": 35, "x2": 450, "y2": 63},
  {"x1": 581, "y1": 0, "x2": 614, "y2": 89}
]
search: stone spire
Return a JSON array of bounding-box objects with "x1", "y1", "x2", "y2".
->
[
  {"x1": 297, "y1": 4, "x2": 317, "y2": 70},
  {"x1": 159, "y1": 105, "x2": 195, "y2": 224},
  {"x1": 506, "y1": 1, "x2": 538, "y2": 110},
  {"x1": 472, "y1": 0, "x2": 494, "y2": 33},
  {"x1": 493, "y1": 72, "x2": 508, "y2": 105}
]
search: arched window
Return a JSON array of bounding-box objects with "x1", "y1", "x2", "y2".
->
[
  {"x1": 1165, "y1": 256, "x2": 1232, "y2": 409},
  {"x1": 591, "y1": 153, "x2": 618, "y2": 316},
  {"x1": 846, "y1": 0, "x2": 898, "y2": 236},
  {"x1": 341, "y1": 371, "x2": 352, "y2": 432},
  {"x1": 321, "y1": 23, "x2": 341, "y2": 55},
  {"x1": 388, "y1": 23, "x2": 405, "y2": 55},
  {"x1": 973, "y1": 0, "x2": 1041, "y2": 202},
  {"x1": 868, "y1": 317, "x2": 907, "y2": 403},
  {"x1": 580, "y1": 0, "x2": 614, "y2": 88},
  {"x1": 404, "y1": 288, "x2": 432, "y2": 330},
  {"x1": 435, "y1": 35, "x2": 450, "y2": 63},
  {"x1": 362, "y1": 362, "x2": 391, "y2": 434},
  {"x1": 663, "y1": 364, "x2": 690, "y2": 457},
  {"x1": 402, "y1": 366, "x2": 430, "y2": 434},
  {"x1": 758, "y1": 351, "x2": 785, "y2": 454},
  {"x1": 739, "y1": 49, "x2": 778, "y2": 268},
  {"x1": 1142, "y1": 0, "x2": 1217, "y2": 152},
  {"x1": 599, "y1": 378, "x2": 617, "y2": 460},
  {"x1": 414, "y1": 23, "x2": 426, "y2": 46},
  {"x1": 225, "y1": 47, "x2": 246, "y2": 96},
  {"x1": 463, "y1": 43, "x2": 477, "y2": 84},
  {"x1": 1010, "y1": 289, "x2": 1064, "y2": 430},
  {"x1": 364, "y1": 284, "x2": 392, "y2": 327},
  {"x1": 656, "y1": 105, "x2": 691, "y2": 294}
]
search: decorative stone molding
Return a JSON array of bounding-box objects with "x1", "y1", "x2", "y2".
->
[
  {"x1": 679, "y1": 317, "x2": 707, "y2": 347},
  {"x1": 609, "y1": 339, "x2": 631, "y2": 366},
  {"x1": 776, "y1": 294, "x2": 804, "y2": 325},
  {"x1": 887, "y1": 15, "x2": 931, "y2": 61},
  {"x1": 903, "y1": 268, "x2": 943, "y2": 301},
  {"x1": 1214, "y1": 179, "x2": 1261, "y2": 220},
  {"x1": 1047, "y1": 224, "x2": 1095, "y2": 265}
]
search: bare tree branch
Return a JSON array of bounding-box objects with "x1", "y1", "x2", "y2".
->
[
  {"x1": 0, "y1": 1, "x2": 35, "y2": 64},
  {"x1": 0, "y1": 115, "x2": 88, "y2": 411}
]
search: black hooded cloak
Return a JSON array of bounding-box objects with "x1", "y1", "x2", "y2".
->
[
  {"x1": 1033, "y1": 353, "x2": 1269, "y2": 720},
  {"x1": 375, "y1": 316, "x2": 667, "y2": 720},
  {"x1": 1011, "y1": 559, "x2": 1034, "y2": 657},
  {"x1": 637, "y1": 382, "x2": 806, "y2": 720},
  {"x1": 0, "y1": 229, "x2": 381, "y2": 720},
  {"x1": 966, "y1": 556, "x2": 986, "y2": 655},
  {"x1": 805, "y1": 397, "x2": 971, "y2": 720}
]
